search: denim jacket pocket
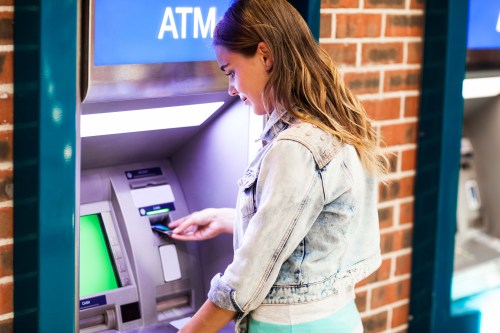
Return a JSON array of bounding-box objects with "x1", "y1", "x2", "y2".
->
[{"x1": 237, "y1": 172, "x2": 258, "y2": 219}]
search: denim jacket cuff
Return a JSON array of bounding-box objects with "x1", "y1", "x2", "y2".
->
[{"x1": 208, "y1": 273, "x2": 244, "y2": 313}]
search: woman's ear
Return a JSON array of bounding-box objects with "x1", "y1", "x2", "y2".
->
[{"x1": 257, "y1": 41, "x2": 274, "y2": 71}]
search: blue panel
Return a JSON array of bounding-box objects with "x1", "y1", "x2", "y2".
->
[
  {"x1": 409, "y1": 0, "x2": 475, "y2": 332},
  {"x1": 39, "y1": 0, "x2": 77, "y2": 332},
  {"x1": 467, "y1": 0, "x2": 500, "y2": 49},
  {"x1": 95, "y1": 0, "x2": 231, "y2": 65},
  {"x1": 287, "y1": 0, "x2": 321, "y2": 41}
]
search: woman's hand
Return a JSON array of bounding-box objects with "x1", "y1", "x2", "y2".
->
[
  {"x1": 177, "y1": 300, "x2": 236, "y2": 333},
  {"x1": 168, "y1": 208, "x2": 235, "y2": 241}
]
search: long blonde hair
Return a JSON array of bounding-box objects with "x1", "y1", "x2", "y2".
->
[{"x1": 214, "y1": 0, "x2": 389, "y2": 176}]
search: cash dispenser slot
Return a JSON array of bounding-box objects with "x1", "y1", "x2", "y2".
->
[
  {"x1": 80, "y1": 301, "x2": 142, "y2": 333},
  {"x1": 80, "y1": 308, "x2": 117, "y2": 333},
  {"x1": 156, "y1": 293, "x2": 193, "y2": 322}
]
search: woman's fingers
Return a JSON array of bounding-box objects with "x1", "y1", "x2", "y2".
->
[
  {"x1": 171, "y1": 218, "x2": 198, "y2": 234},
  {"x1": 167, "y1": 208, "x2": 231, "y2": 241},
  {"x1": 170, "y1": 211, "x2": 210, "y2": 234},
  {"x1": 169, "y1": 232, "x2": 201, "y2": 241},
  {"x1": 168, "y1": 214, "x2": 192, "y2": 228}
]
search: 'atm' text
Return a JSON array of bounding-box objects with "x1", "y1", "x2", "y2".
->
[{"x1": 158, "y1": 7, "x2": 217, "y2": 40}]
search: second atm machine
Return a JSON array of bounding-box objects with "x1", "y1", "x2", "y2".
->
[
  {"x1": 77, "y1": 1, "x2": 262, "y2": 332},
  {"x1": 453, "y1": 0, "x2": 500, "y2": 301}
]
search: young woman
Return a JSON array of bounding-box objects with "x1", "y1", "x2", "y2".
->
[{"x1": 169, "y1": 0, "x2": 389, "y2": 332}]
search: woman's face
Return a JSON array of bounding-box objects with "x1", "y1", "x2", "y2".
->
[{"x1": 215, "y1": 43, "x2": 272, "y2": 115}]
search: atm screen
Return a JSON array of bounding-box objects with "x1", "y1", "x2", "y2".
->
[
  {"x1": 94, "y1": 0, "x2": 231, "y2": 66},
  {"x1": 466, "y1": 0, "x2": 500, "y2": 70},
  {"x1": 80, "y1": 213, "x2": 120, "y2": 297},
  {"x1": 467, "y1": 0, "x2": 500, "y2": 50}
]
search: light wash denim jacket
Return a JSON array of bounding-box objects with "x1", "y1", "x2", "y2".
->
[{"x1": 208, "y1": 110, "x2": 381, "y2": 332}]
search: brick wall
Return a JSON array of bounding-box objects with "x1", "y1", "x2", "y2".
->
[
  {"x1": 0, "y1": 1, "x2": 14, "y2": 332},
  {"x1": 320, "y1": 0, "x2": 424, "y2": 332}
]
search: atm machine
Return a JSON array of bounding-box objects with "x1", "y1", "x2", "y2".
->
[
  {"x1": 452, "y1": 0, "x2": 500, "y2": 301},
  {"x1": 77, "y1": 1, "x2": 262, "y2": 332}
]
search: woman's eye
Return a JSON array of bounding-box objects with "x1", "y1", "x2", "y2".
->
[{"x1": 225, "y1": 72, "x2": 235, "y2": 78}]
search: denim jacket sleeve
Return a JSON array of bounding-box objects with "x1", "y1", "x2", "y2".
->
[{"x1": 208, "y1": 135, "x2": 351, "y2": 315}]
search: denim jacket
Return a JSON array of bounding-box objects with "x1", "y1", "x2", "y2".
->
[{"x1": 208, "y1": 111, "x2": 381, "y2": 332}]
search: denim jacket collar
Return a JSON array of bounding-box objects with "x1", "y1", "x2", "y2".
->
[{"x1": 258, "y1": 109, "x2": 293, "y2": 145}]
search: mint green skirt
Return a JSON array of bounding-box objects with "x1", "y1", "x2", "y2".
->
[{"x1": 248, "y1": 300, "x2": 362, "y2": 333}]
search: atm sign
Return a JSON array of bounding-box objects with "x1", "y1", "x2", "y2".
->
[
  {"x1": 94, "y1": 0, "x2": 231, "y2": 66},
  {"x1": 157, "y1": 7, "x2": 217, "y2": 40},
  {"x1": 467, "y1": 0, "x2": 500, "y2": 49}
]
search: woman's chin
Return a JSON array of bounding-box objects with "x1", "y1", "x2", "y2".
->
[{"x1": 251, "y1": 107, "x2": 267, "y2": 116}]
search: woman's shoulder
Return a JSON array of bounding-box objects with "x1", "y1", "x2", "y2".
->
[{"x1": 276, "y1": 122, "x2": 341, "y2": 169}]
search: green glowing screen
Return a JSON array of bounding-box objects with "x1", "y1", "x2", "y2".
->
[{"x1": 80, "y1": 213, "x2": 119, "y2": 297}]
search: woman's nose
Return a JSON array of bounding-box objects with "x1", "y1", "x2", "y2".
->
[{"x1": 228, "y1": 85, "x2": 238, "y2": 96}]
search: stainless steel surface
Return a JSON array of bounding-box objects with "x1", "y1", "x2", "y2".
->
[
  {"x1": 463, "y1": 96, "x2": 500, "y2": 238},
  {"x1": 455, "y1": 92, "x2": 500, "y2": 301},
  {"x1": 80, "y1": 96, "x2": 236, "y2": 170},
  {"x1": 455, "y1": 235, "x2": 500, "y2": 271}
]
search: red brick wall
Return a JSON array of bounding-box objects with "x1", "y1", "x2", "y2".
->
[
  {"x1": 320, "y1": 0, "x2": 424, "y2": 332},
  {"x1": 0, "y1": 1, "x2": 14, "y2": 332}
]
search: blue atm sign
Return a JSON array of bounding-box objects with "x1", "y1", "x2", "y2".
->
[
  {"x1": 94, "y1": 0, "x2": 231, "y2": 66},
  {"x1": 467, "y1": 0, "x2": 500, "y2": 49}
]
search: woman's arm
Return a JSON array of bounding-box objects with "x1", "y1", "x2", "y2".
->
[
  {"x1": 178, "y1": 300, "x2": 237, "y2": 333},
  {"x1": 169, "y1": 208, "x2": 235, "y2": 241}
]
